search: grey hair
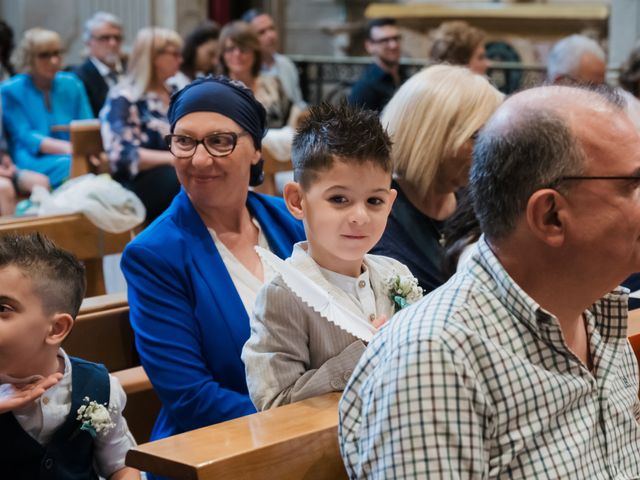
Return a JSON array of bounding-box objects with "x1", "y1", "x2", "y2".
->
[
  {"x1": 83, "y1": 11, "x2": 122, "y2": 43},
  {"x1": 470, "y1": 85, "x2": 623, "y2": 241},
  {"x1": 470, "y1": 109, "x2": 584, "y2": 240},
  {"x1": 547, "y1": 34, "x2": 605, "y2": 82}
]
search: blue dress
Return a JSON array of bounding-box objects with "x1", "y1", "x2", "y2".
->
[
  {"x1": 1, "y1": 72, "x2": 93, "y2": 187},
  {"x1": 121, "y1": 189, "x2": 305, "y2": 443}
]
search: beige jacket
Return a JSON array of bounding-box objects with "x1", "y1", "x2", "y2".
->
[{"x1": 242, "y1": 242, "x2": 415, "y2": 410}]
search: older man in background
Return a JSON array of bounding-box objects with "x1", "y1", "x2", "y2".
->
[
  {"x1": 547, "y1": 34, "x2": 606, "y2": 85},
  {"x1": 71, "y1": 11, "x2": 125, "y2": 116},
  {"x1": 242, "y1": 8, "x2": 305, "y2": 107},
  {"x1": 340, "y1": 85, "x2": 640, "y2": 478}
]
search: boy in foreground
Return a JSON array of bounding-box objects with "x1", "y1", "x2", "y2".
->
[{"x1": 0, "y1": 233, "x2": 138, "y2": 479}]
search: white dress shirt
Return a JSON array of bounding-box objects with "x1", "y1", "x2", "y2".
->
[{"x1": 12, "y1": 349, "x2": 136, "y2": 478}]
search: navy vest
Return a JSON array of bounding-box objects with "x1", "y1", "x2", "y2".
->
[{"x1": 0, "y1": 357, "x2": 110, "y2": 479}]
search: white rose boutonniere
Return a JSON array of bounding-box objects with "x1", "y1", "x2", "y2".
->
[
  {"x1": 76, "y1": 396, "x2": 116, "y2": 438},
  {"x1": 386, "y1": 274, "x2": 423, "y2": 313}
]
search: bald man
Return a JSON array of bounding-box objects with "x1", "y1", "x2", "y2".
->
[{"x1": 340, "y1": 85, "x2": 640, "y2": 478}]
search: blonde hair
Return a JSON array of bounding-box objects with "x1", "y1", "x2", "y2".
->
[
  {"x1": 12, "y1": 28, "x2": 61, "y2": 74},
  {"x1": 381, "y1": 65, "x2": 503, "y2": 197},
  {"x1": 125, "y1": 26, "x2": 182, "y2": 99}
]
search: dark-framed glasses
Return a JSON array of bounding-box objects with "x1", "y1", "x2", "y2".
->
[
  {"x1": 165, "y1": 132, "x2": 250, "y2": 158},
  {"x1": 92, "y1": 34, "x2": 123, "y2": 43},
  {"x1": 369, "y1": 34, "x2": 402, "y2": 45},
  {"x1": 36, "y1": 49, "x2": 63, "y2": 60},
  {"x1": 557, "y1": 175, "x2": 640, "y2": 183}
]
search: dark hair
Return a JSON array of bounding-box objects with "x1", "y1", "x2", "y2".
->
[
  {"x1": 620, "y1": 42, "x2": 640, "y2": 98},
  {"x1": 181, "y1": 20, "x2": 220, "y2": 80},
  {"x1": 366, "y1": 18, "x2": 396, "y2": 40},
  {"x1": 218, "y1": 21, "x2": 261, "y2": 78},
  {"x1": 0, "y1": 233, "x2": 86, "y2": 318},
  {"x1": 471, "y1": 85, "x2": 626, "y2": 241},
  {"x1": 0, "y1": 20, "x2": 15, "y2": 76},
  {"x1": 442, "y1": 190, "x2": 481, "y2": 277},
  {"x1": 241, "y1": 8, "x2": 264, "y2": 24},
  {"x1": 292, "y1": 102, "x2": 392, "y2": 190},
  {"x1": 429, "y1": 21, "x2": 486, "y2": 66}
]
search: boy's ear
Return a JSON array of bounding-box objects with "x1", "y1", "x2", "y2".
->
[
  {"x1": 283, "y1": 182, "x2": 305, "y2": 220},
  {"x1": 45, "y1": 313, "x2": 74, "y2": 347},
  {"x1": 387, "y1": 188, "x2": 398, "y2": 213}
]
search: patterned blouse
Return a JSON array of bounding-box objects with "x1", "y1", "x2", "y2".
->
[{"x1": 100, "y1": 82, "x2": 171, "y2": 183}]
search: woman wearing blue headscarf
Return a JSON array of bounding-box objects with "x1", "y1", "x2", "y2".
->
[{"x1": 121, "y1": 76, "x2": 305, "y2": 445}]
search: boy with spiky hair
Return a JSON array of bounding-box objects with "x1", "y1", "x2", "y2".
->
[{"x1": 243, "y1": 103, "x2": 421, "y2": 410}]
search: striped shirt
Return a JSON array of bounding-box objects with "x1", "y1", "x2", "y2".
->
[{"x1": 339, "y1": 236, "x2": 640, "y2": 479}]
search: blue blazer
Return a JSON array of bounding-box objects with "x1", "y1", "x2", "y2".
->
[{"x1": 121, "y1": 189, "x2": 305, "y2": 441}]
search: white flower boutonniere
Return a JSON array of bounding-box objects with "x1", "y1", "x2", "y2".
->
[
  {"x1": 386, "y1": 275, "x2": 423, "y2": 313},
  {"x1": 76, "y1": 396, "x2": 115, "y2": 438}
]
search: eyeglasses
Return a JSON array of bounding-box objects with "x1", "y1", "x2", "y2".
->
[
  {"x1": 92, "y1": 34, "x2": 123, "y2": 43},
  {"x1": 368, "y1": 34, "x2": 402, "y2": 45},
  {"x1": 223, "y1": 45, "x2": 253, "y2": 55},
  {"x1": 36, "y1": 50, "x2": 63, "y2": 60},
  {"x1": 158, "y1": 48, "x2": 182, "y2": 58},
  {"x1": 557, "y1": 175, "x2": 640, "y2": 183},
  {"x1": 165, "y1": 132, "x2": 250, "y2": 158}
]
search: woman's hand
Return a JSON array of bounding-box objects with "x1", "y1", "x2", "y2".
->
[{"x1": 0, "y1": 372, "x2": 63, "y2": 413}]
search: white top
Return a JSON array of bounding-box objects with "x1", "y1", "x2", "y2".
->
[
  {"x1": 89, "y1": 56, "x2": 123, "y2": 88},
  {"x1": 262, "y1": 53, "x2": 305, "y2": 107},
  {"x1": 12, "y1": 349, "x2": 136, "y2": 477},
  {"x1": 208, "y1": 218, "x2": 273, "y2": 317},
  {"x1": 318, "y1": 265, "x2": 378, "y2": 323}
]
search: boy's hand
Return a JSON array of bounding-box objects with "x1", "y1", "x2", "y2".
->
[
  {"x1": 372, "y1": 314, "x2": 388, "y2": 330},
  {"x1": 0, "y1": 372, "x2": 63, "y2": 413}
]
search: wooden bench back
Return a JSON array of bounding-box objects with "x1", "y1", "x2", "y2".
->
[
  {"x1": 70, "y1": 120, "x2": 109, "y2": 177},
  {"x1": 253, "y1": 144, "x2": 293, "y2": 197},
  {"x1": 66, "y1": 292, "x2": 135, "y2": 372},
  {"x1": 64, "y1": 293, "x2": 160, "y2": 443},
  {"x1": 126, "y1": 392, "x2": 347, "y2": 479},
  {"x1": 0, "y1": 213, "x2": 133, "y2": 296}
]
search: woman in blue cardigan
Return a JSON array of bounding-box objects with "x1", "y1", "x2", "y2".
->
[
  {"x1": 121, "y1": 76, "x2": 304, "y2": 446},
  {"x1": 1, "y1": 28, "x2": 93, "y2": 188}
]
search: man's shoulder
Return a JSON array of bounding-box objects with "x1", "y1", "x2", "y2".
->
[{"x1": 274, "y1": 53, "x2": 296, "y2": 70}]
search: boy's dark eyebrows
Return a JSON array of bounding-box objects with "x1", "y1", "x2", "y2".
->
[{"x1": 0, "y1": 294, "x2": 22, "y2": 308}]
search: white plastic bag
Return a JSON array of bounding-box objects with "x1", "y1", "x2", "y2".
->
[{"x1": 27, "y1": 174, "x2": 146, "y2": 233}]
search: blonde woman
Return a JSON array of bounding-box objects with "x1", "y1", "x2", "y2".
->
[
  {"x1": 1, "y1": 28, "x2": 92, "y2": 188},
  {"x1": 100, "y1": 27, "x2": 183, "y2": 222},
  {"x1": 371, "y1": 65, "x2": 503, "y2": 293}
]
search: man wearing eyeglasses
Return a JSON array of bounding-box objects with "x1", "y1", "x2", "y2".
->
[
  {"x1": 70, "y1": 12, "x2": 125, "y2": 117},
  {"x1": 348, "y1": 18, "x2": 406, "y2": 113},
  {"x1": 340, "y1": 85, "x2": 640, "y2": 478}
]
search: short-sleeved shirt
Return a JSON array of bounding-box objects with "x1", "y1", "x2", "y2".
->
[{"x1": 340, "y1": 236, "x2": 640, "y2": 479}]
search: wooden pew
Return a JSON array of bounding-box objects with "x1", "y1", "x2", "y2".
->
[
  {"x1": 124, "y1": 310, "x2": 640, "y2": 479},
  {"x1": 0, "y1": 213, "x2": 133, "y2": 296},
  {"x1": 627, "y1": 308, "x2": 640, "y2": 369},
  {"x1": 253, "y1": 145, "x2": 293, "y2": 197},
  {"x1": 126, "y1": 392, "x2": 346, "y2": 480},
  {"x1": 70, "y1": 119, "x2": 110, "y2": 178},
  {"x1": 64, "y1": 293, "x2": 161, "y2": 443}
]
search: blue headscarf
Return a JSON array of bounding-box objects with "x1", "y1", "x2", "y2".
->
[{"x1": 167, "y1": 76, "x2": 267, "y2": 185}]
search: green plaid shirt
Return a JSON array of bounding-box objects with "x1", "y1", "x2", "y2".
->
[{"x1": 340, "y1": 236, "x2": 640, "y2": 479}]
